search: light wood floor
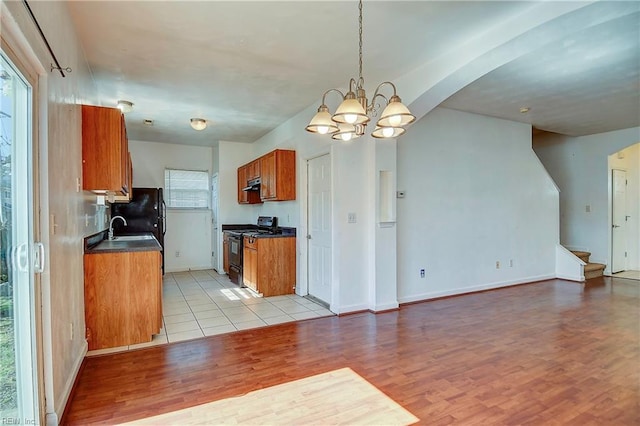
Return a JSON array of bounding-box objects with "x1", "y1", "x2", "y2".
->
[{"x1": 63, "y1": 277, "x2": 639, "y2": 425}]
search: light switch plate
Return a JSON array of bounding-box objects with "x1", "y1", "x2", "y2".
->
[{"x1": 348, "y1": 213, "x2": 357, "y2": 223}]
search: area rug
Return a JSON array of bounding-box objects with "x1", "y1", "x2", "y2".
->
[{"x1": 119, "y1": 367, "x2": 419, "y2": 425}]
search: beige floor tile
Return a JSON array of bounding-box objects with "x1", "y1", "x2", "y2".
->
[
  {"x1": 190, "y1": 303, "x2": 219, "y2": 313},
  {"x1": 233, "y1": 319, "x2": 267, "y2": 330},
  {"x1": 202, "y1": 324, "x2": 237, "y2": 336},
  {"x1": 265, "y1": 295, "x2": 292, "y2": 302},
  {"x1": 197, "y1": 316, "x2": 232, "y2": 328},
  {"x1": 222, "y1": 306, "x2": 254, "y2": 315},
  {"x1": 185, "y1": 297, "x2": 215, "y2": 307},
  {"x1": 165, "y1": 320, "x2": 200, "y2": 334},
  {"x1": 248, "y1": 306, "x2": 287, "y2": 319},
  {"x1": 167, "y1": 329, "x2": 204, "y2": 343},
  {"x1": 313, "y1": 308, "x2": 334, "y2": 317},
  {"x1": 271, "y1": 302, "x2": 310, "y2": 314},
  {"x1": 164, "y1": 312, "x2": 196, "y2": 325},
  {"x1": 263, "y1": 315, "x2": 295, "y2": 325},
  {"x1": 163, "y1": 305, "x2": 191, "y2": 316},
  {"x1": 225, "y1": 311, "x2": 260, "y2": 322},
  {"x1": 193, "y1": 309, "x2": 225, "y2": 320},
  {"x1": 290, "y1": 311, "x2": 321, "y2": 321}
]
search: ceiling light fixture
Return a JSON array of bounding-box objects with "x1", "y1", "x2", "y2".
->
[
  {"x1": 306, "y1": 0, "x2": 415, "y2": 140},
  {"x1": 116, "y1": 100, "x2": 133, "y2": 113},
  {"x1": 190, "y1": 118, "x2": 207, "y2": 131},
  {"x1": 519, "y1": 107, "x2": 530, "y2": 114}
]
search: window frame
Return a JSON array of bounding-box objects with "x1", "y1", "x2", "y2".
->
[{"x1": 164, "y1": 168, "x2": 210, "y2": 210}]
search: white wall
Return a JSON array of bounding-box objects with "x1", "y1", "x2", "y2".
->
[
  {"x1": 397, "y1": 108, "x2": 559, "y2": 303},
  {"x1": 2, "y1": 1, "x2": 101, "y2": 423},
  {"x1": 129, "y1": 140, "x2": 213, "y2": 272},
  {"x1": 533, "y1": 128, "x2": 640, "y2": 272}
]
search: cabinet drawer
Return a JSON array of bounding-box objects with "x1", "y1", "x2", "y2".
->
[{"x1": 244, "y1": 235, "x2": 258, "y2": 249}]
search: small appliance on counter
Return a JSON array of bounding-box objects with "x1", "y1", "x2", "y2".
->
[{"x1": 111, "y1": 187, "x2": 166, "y2": 273}]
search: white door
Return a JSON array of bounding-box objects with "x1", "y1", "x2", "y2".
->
[
  {"x1": 612, "y1": 169, "x2": 627, "y2": 273},
  {"x1": 211, "y1": 173, "x2": 219, "y2": 271},
  {"x1": 307, "y1": 154, "x2": 332, "y2": 304},
  {"x1": 0, "y1": 49, "x2": 40, "y2": 423}
]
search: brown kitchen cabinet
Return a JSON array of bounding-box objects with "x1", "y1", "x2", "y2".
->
[
  {"x1": 82, "y1": 105, "x2": 130, "y2": 196},
  {"x1": 223, "y1": 232, "x2": 230, "y2": 273},
  {"x1": 237, "y1": 165, "x2": 261, "y2": 204},
  {"x1": 247, "y1": 159, "x2": 261, "y2": 181},
  {"x1": 260, "y1": 149, "x2": 295, "y2": 201},
  {"x1": 242, "y1": 235, "x2": 296, "y2": 297},
  {"x1": 84, "y1": 250, "x2": 162, "y2": 350}
]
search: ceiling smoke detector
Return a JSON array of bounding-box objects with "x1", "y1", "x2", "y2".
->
[{"x1": 143, "y1": 119, "x2": 154, "y2": 126}]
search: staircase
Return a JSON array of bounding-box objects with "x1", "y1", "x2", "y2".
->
[{"x1": 571, "y1": 251, "x2": 606, "y2": 280}]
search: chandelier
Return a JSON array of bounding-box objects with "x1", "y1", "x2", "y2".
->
[{"x1": 305, "y1": 0, "x2": 415, "y2": 141}]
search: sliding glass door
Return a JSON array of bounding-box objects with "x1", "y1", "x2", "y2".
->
[{"x1": 0, "y1": 49, "x2": 39, "y2": 423}]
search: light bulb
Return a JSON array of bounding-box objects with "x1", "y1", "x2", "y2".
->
[
  {"x1": 341, "y1": 132, "x2": 353, "y2": 142},
  {"x1": 317, "y1": 125, "x2": 329, "y2": 135},
  {"x1": 344, "y1": 114, "x2": 358, "y2": 124},
  {"x1": 382, "y1": 127, "x2": 395, "y2": 138},
  {"x1": 388, "y1": 115, "x2": 402, "y2": 126}
]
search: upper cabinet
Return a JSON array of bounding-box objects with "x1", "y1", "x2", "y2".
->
[
  {"x1": 237, "y1": 164, "x2": 261, "y2": 204},
  {"x1": 260, "y1": 149, "x2": 295, "y2": 201},
  {"x1": 237, "y1": 149, "x2": 295, "y2": 204},
  {"x1": 82, "y1": 105, "x2": 130, "y2": 196}
]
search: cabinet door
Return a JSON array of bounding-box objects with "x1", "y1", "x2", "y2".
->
[
  {"x1": 260, "y1": 152, "x2": 276, "y2": 200},
  {"x1": 82, "y1": 105, "x2": 128, "y2": 195},
  {"x1": 223, "y1": 233, "x2": 230, "y2": 273},
  {"x1": 237, "y1": 166, "x2": 249, "y2": 204},
  {"x1": 243, "y1": 244, "x2": 258, "y2": 291},
  {"x1": 84, "y1": 252, "x2": 130, "y2": 350},
  {"x1": 247, "y1": 159, "x2": 261, "y2": 180},
  {"x1": 128, "y1": 251, "x2": 160, "y2": 344}
]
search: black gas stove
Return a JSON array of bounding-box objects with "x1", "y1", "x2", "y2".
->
[{"x1": 225, "y1": 216, "x2": 280, "y2": 285}]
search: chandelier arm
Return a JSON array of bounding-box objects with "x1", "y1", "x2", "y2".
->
[
  {"x1": 321, "y1": 88, "x2": 346, "y2": 105},
  {"x1": 371, "y1": 81, "x2": 398, "y2": 100},
  {"x1": 370, "y1": 92, "x2": 389, "y2": 110}
]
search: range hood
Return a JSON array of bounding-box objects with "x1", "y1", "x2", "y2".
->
[{"x1": 242, "y1": 177, "x2": 261, "y2": 192}]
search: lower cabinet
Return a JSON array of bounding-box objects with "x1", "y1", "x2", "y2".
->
[
  {"x1": 243, "y1": 236, "x2": 295, "y2": 297},
  {"x1": 84, "y1": 250, "x2": 162, "y2": 350},
  {"x1": 223, "y1": 232, "x2": 230, "y2": 273}
]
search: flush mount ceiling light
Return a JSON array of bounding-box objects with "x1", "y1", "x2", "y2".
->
[
  {"x1": 116, "y1": 100, "x2": 133, "y2": 113},
  {"x1": 190, "y1": 118, "x2": 207, "y2": 131},
  {"x1": 306, "y1": 0, "x2": 415, "y2": 141},
  {"x1": 519, "y1": 107, "x2": 531, "y2": 114}
]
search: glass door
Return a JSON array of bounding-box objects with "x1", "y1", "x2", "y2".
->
[{"x1": 0, "y1": 50, "x2": 38, "y2": 423}]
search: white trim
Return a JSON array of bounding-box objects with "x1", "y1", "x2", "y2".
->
[
  {"x1": 557, "y1": 274, "x2": 585, "y2": 282},
  {"x1": 397, "y1": 275, "x2": 556, "y2": 305},
  {"x1": 334, "y1": 303, "x2": 369, "y2": 315},
  {"x1": 372, "y1": 302, "x2": 399, "y2": 312}
]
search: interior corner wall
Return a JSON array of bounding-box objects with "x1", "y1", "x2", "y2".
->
[
  {"x1": 533, "y1": 127, "x2": 640, "y2": 271},
  {"x1": 3, "y1": 1, "x2": 101, "y2": 423},
  {"x1": 397, "y1": 107, "x2": 559, "y2": 303},
  {"x1": 128, "y1": 140, "x2": 213, "y2": 272}
]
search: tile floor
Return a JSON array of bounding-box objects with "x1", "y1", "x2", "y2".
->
[
  {"x1": 612, "y1": 269, "x2": 640, "y2": 280},
  {"x1": 87, "y1": 269, "x2": 334, "y2": 356}
]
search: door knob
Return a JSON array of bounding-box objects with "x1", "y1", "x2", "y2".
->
[
  {"x1": 306, "y1": 235, "x2": 312, "y2": 240},
  {"x1": 612, "y1": 224, "x2": 621, "y2": 228}
]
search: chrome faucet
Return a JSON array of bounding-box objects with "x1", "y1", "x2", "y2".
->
[{"x1": 109, "y1": 215, "x2": 127, "y2": 240}]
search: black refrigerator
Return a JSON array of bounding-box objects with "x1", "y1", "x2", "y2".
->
[{"x1": 111, "y1": 187, "x2": 166, "y2": 273}]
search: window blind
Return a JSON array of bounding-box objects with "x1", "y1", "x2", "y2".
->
[{"x1": 164, "y1": 168, "x2": 209, "y2": 209}]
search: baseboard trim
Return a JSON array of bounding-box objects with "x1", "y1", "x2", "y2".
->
[
  {"x1": 165, "y1": 265, "x2": 215, "y2": 273},
  {"x1": 56, "y1": 341, "x2": 87, "y2": 425},
  {"x1": 335, "y1": 303, "x2": 369, "y2": 315},
  {"x1": 372, "y1": 302, "x2": 399, "y2": 312},
  {"x1": 557, "y1": 273, "x2": 585, "y2": 282},
  {"x1": 398, "y1": 274, "x2": 556, "y2": 305}
]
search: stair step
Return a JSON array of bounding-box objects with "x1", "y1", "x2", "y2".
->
[
  {"x1": 571, "y1": 250, "x2": 591, "y2": 263},
  {"x1": 584, "y1": 262, "x2": 606, "y2": 280}
]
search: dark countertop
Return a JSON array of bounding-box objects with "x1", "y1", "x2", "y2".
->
[
  {"x1": 222, "y1": 224, "x2": 296, "y2": 237},
  {"x1": 84, "y1": 230, "x2": 162, "y2": 254}
]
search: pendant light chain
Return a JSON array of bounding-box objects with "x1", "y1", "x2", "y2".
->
[{"x1": 358, "y1": 0, "x2": 363, "y2": 84}]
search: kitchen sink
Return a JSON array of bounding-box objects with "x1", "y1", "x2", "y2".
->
[{"x1": 111, "y1": 235, "x2": 155, "y2": 241}]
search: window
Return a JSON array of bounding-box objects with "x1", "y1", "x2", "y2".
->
[{"x1": 164, "y1": 168, "x2": 209, "y2": 209}]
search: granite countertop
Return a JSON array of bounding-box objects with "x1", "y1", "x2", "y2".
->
[{"x1": 84, "y1": 231, "x2": 162, "y2": 254}]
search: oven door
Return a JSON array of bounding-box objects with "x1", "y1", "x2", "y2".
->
[{"x1": 229, "y1": 235, "x2": 241, "y2": 267}]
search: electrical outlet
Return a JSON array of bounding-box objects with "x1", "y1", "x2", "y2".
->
[
  {"x1": 348, "y1": 213, "x2": 357, "y2": 223},
  {"x1": 70, "y1": 323, "x2": 74, "y2": 340},
  {"x1": 85, "y1": 214, "x2": 89, "y2": 227},
  {"x1": 175, "y1": 251, "x2": 181, "y2": 257},
  {"x1": 496, "y1": 261, "x2": 500, "y2": 269},
  {"x1": 509, "y1": 259, "x2": 514, "y2": 267},
  {"x1": 420, "y1": 268, "x2": 425, "y2": 278}
]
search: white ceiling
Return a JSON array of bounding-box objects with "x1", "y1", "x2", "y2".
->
[{"x1": 65, "y1": 1, "x2": 640, "y2": 146}]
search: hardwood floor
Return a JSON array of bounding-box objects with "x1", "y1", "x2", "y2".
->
[{"x1": 64, "y1": 277, "x2": 639, "y2": 425}]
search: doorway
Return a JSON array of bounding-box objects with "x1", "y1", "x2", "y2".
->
[
  {"x1": 0, "y1": 48, "x2": 40, "y2": 423},
  {"x1": 211, "y1": 173, "x2": 219, "y2": 272},
  {"x1": 307, "y1": 154, "x2": 332, "y2": 305},
  {"x1": 611, "y1": 169, "x2": 627, "y2": 273}
]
